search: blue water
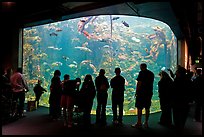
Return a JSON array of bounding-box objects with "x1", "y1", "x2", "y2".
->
[{"x1": 23, "y1": 15, "x2": 177, "y2": 115}]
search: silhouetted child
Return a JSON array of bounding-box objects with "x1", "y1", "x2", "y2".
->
[{"x1": 33, "y1": 80, "x2": 47, "y2": 107}]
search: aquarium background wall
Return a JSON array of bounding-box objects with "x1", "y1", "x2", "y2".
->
[{"x1": 23, "y1": 15, "x2": 177, "y2": 115}]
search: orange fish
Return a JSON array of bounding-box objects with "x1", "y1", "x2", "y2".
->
[{"x1": 83, "y1": 30, "x2": 91, "y2": 39}]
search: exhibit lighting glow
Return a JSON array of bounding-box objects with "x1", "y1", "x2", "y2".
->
[{"x1": 22, "y1": 15, "x2": 177, "y2": 115}]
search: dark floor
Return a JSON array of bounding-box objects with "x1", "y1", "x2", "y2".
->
[{"x1": 2, "y1": 103, "x2": 202, "y2": 135}]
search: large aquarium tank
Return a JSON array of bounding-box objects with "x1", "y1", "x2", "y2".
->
[{"x1": 23, "y1": 15, "x2": 177, "y2": 115}]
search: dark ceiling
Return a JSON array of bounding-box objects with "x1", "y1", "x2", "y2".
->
[
  {"x1": 1, "y1": 1, "x2": 202, "y2": 38},
  {"x1": 1, "y1": 1, "x2": 203, "y2": 61}
]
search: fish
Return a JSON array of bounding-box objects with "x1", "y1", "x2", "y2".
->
[
  {"x1": 98, "y1": 38, "x2": 113, "y2": 44},
  {"x1": 43, "y1": 62, "x2": 48, "y2": 65},
  {"x1": 67, "y1": 64, "x2": 77, "y2": 68},
  {"x1": 89, "y1": 63, "x2": 97, "y2": 73},
  {"x1": 122, "y1": 21, "x2": 129, "y2": 27},
  {"x1": 74, "y1": 46, "x2": 92, "y2": 52},
  {"x1": 47, "y1": 46, "x2": 62, "y2": 51},
  {"x1": 55, "y1": 28, "x2": 62, "y2": 32},
  {"x1": 147, "y1": 34, "x2": 156, "y2": 39},
  {"x1": 49, "y1": 32, "x2": 58, "y2": 36},
  {"x1": 98, "y1": 38, "x2": 108, "y2": 43},
  {"x1": 91, "y1": 16, "x2": 98, "y2": 24},
  {"x1": 80, "y1": 19, "x2": 86, "y2": 22},
  {"x1": 103, "y1": 45, "x2": 111, "y2": 48},
  {"x1": 45, "y1": 69, "x2": 50, "y2": 72},
  {"x1": 78, "y1": 16, "x2": 93, "y2": 33},
  {"x1": 82, "y1": 42, "x2": 88, "y2": 47},
  {"x1": 80, "y1": 60, "x2": 92, "y2": 65},
  {"x1": 51, "y1": 62, "x2": 63, "y2": 67},
  {"x1": 28, "y1": 79, "x2": 38, "y2": 84},
  {"x1": 82, "y1": 30, "x2": 91, "y2": 39},
  {"x1": 72, "y1": 61, "x2": 77, "y2": 64},
  {"x1": 131, "y1": 37, "x2": 140, "y2": 42},
  {"x1": 62, "y1": 56, "x2": 69, "y2": 61},
  {"x1": 112, "y1": 17, "x2": 120, "y2": 20}
]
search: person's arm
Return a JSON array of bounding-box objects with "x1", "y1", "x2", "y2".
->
[
  {"x1": 135, "y1": 81, "x2": 142, "y2": 96},
  {"x1": 41, "y1": 86, "x2": 47, "y2": 92},
  {"x1": 167, "y1": 68, "x2": 174, "y2": 79},
  {"x1": 95, "y1": 77, "x2": 99, "y2": 90},
  {"x1": 105, "y1": 77, "x2": 110, "y2": 89},
  {"x1": 123, "y1": 77, "x2": 125, "y2": 91},
  {"x1": 21, "y1": 74, "x2": 29, "y2": 92},
  {"x1": 33, "y1": 85, "x2": 37, "y2": 93}
]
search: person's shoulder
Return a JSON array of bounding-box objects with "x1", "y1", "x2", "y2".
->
[
  {"x1": 110, "y1": 76, "x2": 116, "y2": 80},
  {"x1": 120, "y1": 75, "x2": 125, "y2": 79},
  {"x1": 138, "y1": 70, "x2": 143, "y2": 74},
  {"x1": 33, "y1": 84, "x2": 38, "y2": 90},
  {"x1": 13, "y1": 72, "x2": 20, "y2": 76},
  {"x1": 147, "y1": 69, "x2": 154, "y2": 74},
  {"x1": 95, "y1": 75, "x2": 101, "y2": 79}
]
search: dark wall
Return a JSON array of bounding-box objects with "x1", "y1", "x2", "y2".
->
[
  {"x1": 1, "y1": 2, "x2": 20, "y2": 71},
  {"x1": 1, "y1": 1, "x2": 202, "y2": 71}
]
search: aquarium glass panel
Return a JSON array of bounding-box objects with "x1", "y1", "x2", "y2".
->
[{"x1": 23, "y1": 15, "x2": 177, "y2": 115}]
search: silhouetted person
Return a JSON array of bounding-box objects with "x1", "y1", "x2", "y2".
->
[
  {"x1": 49, "y1": 70, "x2": 62, "y2": 120},
  {"x1": 158, "y1": 71, "x2": 173, "y2": 127},
  {"x1": 186, "y1": 70, "x2": 194, "y2": 81},
  {"x1": 192, "y1": 69, "x2": 203, "y2": 122},
  {"x1": 1, "y1": 67, "x2": 12, "y2": 99},
  {"x1": 4, "y1": 68, "x2": 13, "y2": 84},
  {"x1": 74, "y1": 77, "x2": 82, "y2": 109},
  {"x1": 95, "y1": 69, "x2": 110, "y2": 126},
  {"x1": 10, "y1": 67, "x2": 29, "y2": 117},
  {"x1": 75, "y1": 78, "x2": 81, "y2": 92},
  {"x1": 80, "y1": 74, "x2": 96, "y2": 126},
  {"x1": 132, "y1": 63, "x2": 154, "y2": 128},
  {"x1": 33, "y1": 80, "x2": 47, "y2": 107},
  {"x1": 172, "y1": 66, "x2": 192, "y2": 132},
  {"x1": 110, "y1": 67, "x2": 125, "y2": 125},
  {"x1": 167, "y1": 65, "x2": 181, "y2": 79},
  {"x1": 1, "y1": 67, "x2": 13, "y2": 121},
  {"x1": 1, "y1": 67, "x2": 8, "y2": 93},
  {"x1": 60, "y1": 74, "x2": 70, "y2": 127}
]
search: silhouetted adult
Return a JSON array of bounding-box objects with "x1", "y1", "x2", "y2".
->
[
  {"x1": 10, "y1": 67, "x2": 29, "y2": 117},
  {"x1": 4, "y1": 68, "x2": 13, "y2": 84},
  {"x1": 167, "y1": 65, "x2": 181, "y2": 79},
  {"x1": 1, "y1": 67, "x2": 7, "y2": 93},
  {"x1": 172, "y1": 66, "x2": 192, "y2": 132},
  {"x1": 80, "y1": 74, "x2": 96, "y2": 126},
  {"x1": 75, "y1": 78, "x2": 81, "y2": 92},
  {"x1": 192, "y1": 69, "x2": 203, "y2": 122},
  {"x1": 61, "y1": 76, "x2": 80, "y2": 128},
  {"x1": 132, "y1": 63, "x2": 154, "y2": 128},
  {"x1": 60, "y1": 74, "x2": 70, "y2": 127},
  {"x1": 49, "y1": 70, "x2": 62, "y2": 120},
  {"x1": 1, "y1": 67, "x2": 12, "y2": 100},
  {"x1": 110, "y1": 67, "x2": 125, "y2": 125},
  {"x1": 1, "y1": 67, "x2": 13, "y2": 120},
  {"x1": 33, "y1": 80, "x2": 47, "y2": 107},
  {"x1": 158, "y1": 71, "x2": 173, "y2": 127},
  {"x1": 74, "y1": 77, "x2": 82, "y2": 108},
  {"x1": 95, "y1": 69, "x2": 110, "y2": 126}
]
